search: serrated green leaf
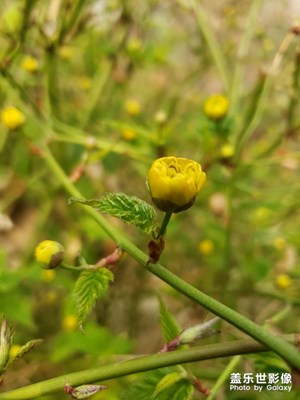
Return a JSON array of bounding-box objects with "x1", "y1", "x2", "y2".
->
[
  {"x1": 68, "y1": 193, "x2": 158, "y2": 235},
  {"x1": 252, "y1": 352, "x2": 290, "y2": 374},
  {"x1": 73, "y1": 268, "x2": 114, "y2": 326},
  {"x1": 152, "y1": 371, "x2": 187, "y2": 399},
  {"x1": 121, "y1": 367, "x2": 189, "y2": 400},
  {"x1": 155, "y1": 379, "x2": 193, "y2": 400},
  {"x1": 158, "y1": 296, "x2": 181, "y2": 342}
]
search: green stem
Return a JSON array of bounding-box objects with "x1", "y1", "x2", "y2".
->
[
  {"x1": 286, "y1": 48, "x2": 300, "y2": 135},
  {"x1": 58, "y1": 0, "x2": 85, "y2": 44},
  {"x1": 230, "y1": 0, "x2": 262, "y2": 112},
  {"x1": 207, "y1": 355, "x2": 241, "y2": 400},
  {"x1": 78, "y1": 61, "x2": 111, "y2": 129},
  {"x1": 188, "y1": 0, "x2": 229, "y2": 91},
  {"x1": 234, "y1": 70, "x2": 269, "y2": 161},
  {"x1": 60, "y1": 263, "x2": 96, "y2": 272},
  {"x1": 19, "y1": 0, "x2": 36, "y2": 44},
  {"x1": 0, "y1": 335, "x2": 296, "y2": 399},
  {"x1": 157, "y1": 211, "x2": 173, "y2": 238},
  {"x1": 41, "y1": 146, "x2": 300, "y2": 370},
  {"x1": 234, "y1": 31, "x2": 297, "y2": 161}
]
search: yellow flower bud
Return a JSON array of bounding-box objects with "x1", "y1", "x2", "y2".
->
[
  {"x1": 122, "y1": 128, "x2": 137, "y2": 141},
  {"x1": 220, "y1": 144, "x2": 235, "y2": 158},
  {"x1": 35, "y1": 240, "x2": 64, "y2": 269},
  {"x1": 273, "y1": 237, "x2": 286, "y2": 251},
  {"x1": 126, "y1": 38, "x2": 142, "y2": 53},
  {"x1": 198, "y1": 240, "x2": 214, "y2": 255},
  {"x1": 42, "y1": 269, "x2": 56, "y2": 283},
  {"x1": 21, "y1": 55, "x2": 39, "y2": 73},
  {"x1": 275, "y1": 274, "x2": 292, "y2": 290},
  {"x1": 62, "y1": 315, "x2": 78, "y2": 332},
  {"x1": 147, "y1": 157, "x2": 206, "y2": 213},
  {"x1": 9, "y1": 344, "x2": 21, "y2": 359},
  {"x1": 203, "y1": 94, "x2": 229, "y2": 120},
  {"x1": 78, "y1": 75, "x2": 92, "y2": 90},
  {"x1": 1, "y1": 106, "x2": 25, "y2": 130},
  {"x1": 154, "y1": 110, "x2": 168, "y2": 125},
  {"x1": 124, "y1": 99, "x2": 141, "y2": 116}
]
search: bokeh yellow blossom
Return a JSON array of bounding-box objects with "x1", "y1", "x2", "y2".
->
[
  {"x1": 78, "y1": 75, "x2": 92, "y2": 90},
  {"x1": 273, "y1": 237, "x2": 286, "y2": 251},
  {"x1": 154, "y1": 110, "x2": 168, "y2": 125},
  {"x1": 198, "y1": 240, "x2": 214, "y2": 255},
  {"x1": 203, "y1": 94, "x2": 229, "y2": 120},
  {"x1": 147, "y1": 157, "x2": 206, "y2": 213},
  {"x1": 252, "y1": 207, "x2": 272, "y2": 225},
  {"x1": 275, "y1": 274, "x2": 292, "y2": 290},
  {"x1": 220, "y1": 144, "x2": 235, "y2": 158},
  {"x1": 1, "y1": 106, "x2": 25, "y2": 130},
  {"x1": 122, "y1": 128, "x2": 137, "y2": 141},
  {"x1": 9, "y1": 344, "x2": 21, "y2": 359},
  {"x1": 126, "y1": 38, "x2": 142, "y2": 53},
  {"x1": 62, "y1": 315, "x2": 78, "y2": 332},
  {"x1": 42, "y1": 269, "x2": 56, "y2": 283},
  {"x1": 21, "y1": 55, "x2": 39, "y2": 72},
  {"x1": 45, "y1": 290, "x2": 59, "y2": 304},
  {"x1": 57, "y1": 46, "x2": 74, "y2": 60},
  {"x1": 124, "y1": 99, "x2": 141, "y2": 116}
]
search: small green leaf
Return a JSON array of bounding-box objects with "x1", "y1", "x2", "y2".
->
[
  {"x1": 68, "y1": 193, "x2": 158, "y2": 235},
  {"x1": 121, "y1": 367, "x2": 182, "y2": 400},
  {"x1": 7, "y1": 339, "x2": 43, "y2": 367},
  {"x1": 157, "y1": 379, "x2": 193, "y2": 400},
  {"x1": 121, "y1": 367, "x2": 193, "y2": 400},
  {"x1": 152, "y1": 371, "x2": 187, "y2": 399},
  {"x1": 158, "y1": 296, "x2": 181, "y2": 342},
  {"x1": 73, "y1": 268, "x2": 114, "y2": 327}
]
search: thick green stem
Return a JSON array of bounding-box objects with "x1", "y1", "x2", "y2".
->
[
  {"x1": 0, "y1": 335, "x2": 296, "y2": 399},
  {"x1": 41, "y1": 146, "x2": 300, "y2": 370}
]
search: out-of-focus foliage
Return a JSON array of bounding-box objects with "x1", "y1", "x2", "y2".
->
[{"x1": 1, "y1": 0, "x2": 300, "y2": 399}]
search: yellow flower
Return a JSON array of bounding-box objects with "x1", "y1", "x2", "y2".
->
[
  {"x1": 203, "y1": 94, "x2": 229, "y2": 120},
  {"x1": 220, "y1": 144, "x2": 235, "y2": 158},
  {"x1": 21, "y1": 55, "x2": 39, "y2": 73},
  {"x1": 62, "y1": 315, "x2": 78, "y2": 332},
  {"x1": 252, "y1": 207, "x2": 272, "y2": 225},
  {"x1": 78, "y1": 75, "x2": 92, "y2": 90},
  {"x1": 45, "y1": 290, "x2": 59, "y2": 304},
  {"x1": 122, "y1": 128, "x2": 137, "y2": 141},
  {"x1": 57, "y1": 46, "x2": 74, "y2": 60},
  {"x1": 9, "y1": 344, "x2": 21, "y2": 359},
  {"x1": 273, "y1": 237, "x2": 286, "y2": 251},
  {"x1": 275, "y1": 274, "x2": 292, "y2": 290},
  {"x1": 198, "y1": 240, "x2": 214, "y2": 255},
  {"x1": 154, "y1": 110, "x2": 168, "y2": 125},
  {"x1": 42, "y1": 269, "x2": 56, "y2": 283},
  {"x1": 35, "y1": 240, "x2": 64, "y2": 269},
  {"x1": 124, "y1": 99, "x2": 141, "y2": 116},
  {"x1": 147, "y1": 157, "x2": 206, "y2": 213},
  {"x1": 126, "y1": 38, "x2": 142, "y2": 53},
  {"x1": 1, "y1": 106, "x2": 25, "y2": 130}
]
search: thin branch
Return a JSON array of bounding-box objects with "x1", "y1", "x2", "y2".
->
[{"x1": 0, "y1": 335, "x2": 296, "y2": 399}]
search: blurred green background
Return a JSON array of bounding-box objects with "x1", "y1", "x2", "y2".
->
[{"x1": 1, "y1": 0, "x2": 300, "y2": 399}]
